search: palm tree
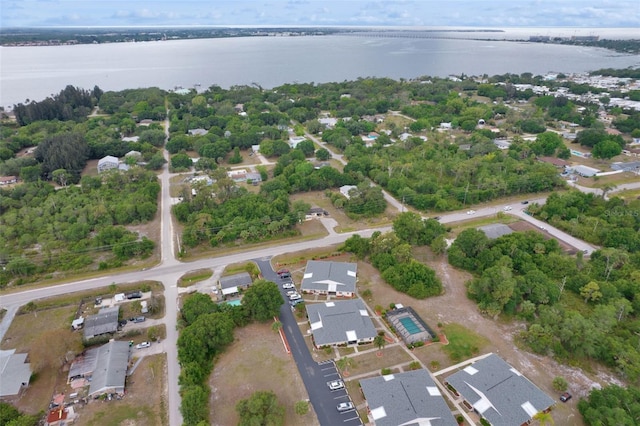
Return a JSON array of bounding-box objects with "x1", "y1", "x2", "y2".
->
[
  {"x1": 336, "y1": 356, "x2": 355, "y2": 376},
  {"x1": 533, "y1": 411, "x2": 555, "y2": 426},
  {"x1": 374, "y1": 333, "x2": 386, "y2": 355}
]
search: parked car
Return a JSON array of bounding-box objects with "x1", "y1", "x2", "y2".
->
[
  {"x1": 133, "y1": 316, "x2": 146, "y2": 323},
  {"x1": 328, "y1": 380, "x2": 344, "y2": 391},
  {"x1": 279, "y1": 272, "x2": 291, "y2": 279},
  {"x1": 136, "y1": 341, "x2": 151, "y2": 349},
  {"x1": 337, "y1": 402, "x2": 354, "y2": 412},
  {"x1": 466, "y1": 210, "x2": 476, "y2": 215},
  {"x1": 503, "y1": 206, "x2": 512, "y2": 211},
  {"x1": 126, "y1": 291, "x2": 142, "y2": 299},
  {"x1": 289, "y1": 293, "x2": 301, "y2": 301},
  {"x1": 521, "y1": 200, "x2": 529, "y2": 204},
  {"x1": 286, "y1": 290, "x2": 298, "y2": 296},
  {"x1": 276, "y1": 269, "x2": 289, "y2": 276},
  {"x1": 560, "y1": 392, "x2": 572, "y2": 402},
  {"x1": 290, "y1": 299, "x2": 304, "y2": 307},
  {"x1": 282, "y1": 282, "x2": 295, "y2": 289}
]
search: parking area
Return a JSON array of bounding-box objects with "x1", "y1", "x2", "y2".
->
[{"x1": 319, "y1": 361, "x2": 361, "y2": 425}]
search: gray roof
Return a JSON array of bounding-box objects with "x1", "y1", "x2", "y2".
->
[
  {"x1": 611, "y1": 161, "x2": 640, "y2": 171},
  {"x1": 305, "y1": 299, "x2": 377, "y2": 346},
  {"x1": 0, "y1": 349, "x2": 32, "y2": 396},
  {"x1": 300, "y1": 260, "x2": 357, "y2": 294},
  {"x1": 219, "y1": 272, "x2": 253, "y2": 290},
  {"x1": 68, "y1": 347, "x2": 99, "y2": 382},
  {"x1": 88, "y1": 340, "x2": 130, "y2": 397},
  {"x1": 360, "y1": 370, "x2": 458, "y2": 426},
  {"x1": 571, "y1": 165, "x2": 600, "y2": 177},
  {"x1": 445, "y1": 354, "x2": 554, "y2": 426},
  {"x1": 84, "y1": 306, "x2": 120, "y2": 339},
  {"x1": 478, "y1": 224, "x2": 514, "y2": 240}
]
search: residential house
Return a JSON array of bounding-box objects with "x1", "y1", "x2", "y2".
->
[
  {"x1": 570, "y1": 165, "x2": 600, "y2": 177},
  {"x1": 611, "y1": 161, "x2": 640, "y2": 172},
  {"x1": 227, "y1": 169, "x2": 248, "y2": 182},
  {"x1": 125, "y1": 150, "x2": 142, "y2": 159},
  {"x1": 339, "y1": 185, "x2": 358, "y2": 200},
  {"x1": 46, "y1": 407, "x2": 76, "y2": 426},
  {"x1": 318, "y1": 117, "x2": 338, "y2": 128},
  {"x1": 537, "y1": 156, "x2": 570, "y2": 168},
  {"x1": 0, "y1": 349, "x2": 32, "y2": 397},
  {"x1": 289, "y1": 136, "x2": 307, "y2": 149},
  {"x1": 439, "y1": 122, "x2": 452, "y2": 130},
  {"x1": 0, "y1": 175, "x2": 18, "y2": 185},
  {"x1": 188, "y1": 128, "x2": 208, "y2": 136},
  {"x1": 305, "y1": 207, "x2": 328, "y2": 220},
  {"x1": 97, "y1": 155, "x2": 119, "y2": 173},
  {"x1": 360, "y1": 370, "x2": 458, "y2": 426},
  {"x1": 219, "y1": 272, "x2": 253, "y2": 297},
  {"x1": 305, "y1": 299, "x2": 377, "y2": 347},
  {"x1": 83, "y1": 306, "x2": 120, "y2": 339},
  {"x1": 67, "y1": 340, "x2": 130, "y2": 399},
  {"x1": 300, "y1": 260, "x2": 357, "y2": 297},
  {"x1": 493, "y1": 139, "x2": 511, "y2": 150},
  {"x1": 121, "y1": 136, "x2": 139, "y2": 142},
  {"x1": 445, "y1": 353, "x2": 554, "y2": 426},
  {"x1": 138, "y1": 119, "x2": 153, "y2": 126}
]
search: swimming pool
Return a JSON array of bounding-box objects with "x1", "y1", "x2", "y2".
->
[
  {"x1": 399, "y1": 317, "x2": 422, "y2": 335},
  {"x1": 225, "y1": 299, "x2": 242, "y2": 306}
]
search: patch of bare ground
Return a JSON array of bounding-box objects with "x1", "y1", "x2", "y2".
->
[
  {"x1": 210, "y1": 322, "x2": 318, "y2": 426},
  {"x1": 357, "y1": 248, "x2": 618, "y2": 426},
  {"x1": 74, "y1": 353, "x2": 168, "y2": 426}
]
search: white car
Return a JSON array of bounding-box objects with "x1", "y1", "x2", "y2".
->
[
  {"x1": 337, "y1": 402, "x2": 354, "y2": 412},
  {"x1": 136, "y1": 341, "x2": 151, "y2": 349},
  {"x1": 466, "y1": 210, "x2": 476, "y2": 215},
  {"x1": 286, "y1": 290, "x2": 298, "y2": 296},
  {"x1": 503, "y1": 206, "x2": 512, "y2": 211},
  {"x1": 289, "y1": 293, "x2": 301, "y2": 300},
  {"x1": 282, "y1": 282, "x2": 295, "y2": 289},
  {"x1": 328, "y1": 380, "x2": 344, "y2": 391}
]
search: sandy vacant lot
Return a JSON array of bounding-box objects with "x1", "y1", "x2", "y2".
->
[{"x1": 209, "y1": 322, "x2": 319, "y2": 426}]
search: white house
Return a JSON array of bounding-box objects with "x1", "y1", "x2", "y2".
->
[
  {"x1": 97, "y1": 156, "x2": 119, "y2": 173},
  {"x1": 339, "y1": 185, "x2": 358, "y2": 199}
]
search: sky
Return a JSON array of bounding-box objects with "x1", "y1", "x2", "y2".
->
[{"x1": 1, "y1": 0, "x2": 639, "y2": 28}]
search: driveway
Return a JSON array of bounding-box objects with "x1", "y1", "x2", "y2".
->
[{"x1": 253, "y1": 258, "x2": 363, "y2": 426}]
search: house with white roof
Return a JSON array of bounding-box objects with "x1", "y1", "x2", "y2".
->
[
  {"x1": 305, "y1": 299, "x2": 377, "y2": 347},
  {"x1": 360, "y1": 370, "x2": 458, "y2": 426},
  {"x1": 97, "y1": 155, "x2": 119, "y2": 173},
  {"x1": 300, "y1": 260, "x2": 357, "y2": 297},
  {"x1": 339, "y1": 185, "x2": 358, "y2": 200},
  {"x1": 445, "y1": 353, "x2": 554, "y2": 426},
  {"x1": 289, "y1": 136, "x2": 307, "y2": 149}
]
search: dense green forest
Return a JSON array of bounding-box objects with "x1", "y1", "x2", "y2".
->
[
  {"x1": 0, "y1": 169, "x2": 159, "y2": 287},
  {"x1": 447, "y1": 195, "x2": 640, "y2": 382}
]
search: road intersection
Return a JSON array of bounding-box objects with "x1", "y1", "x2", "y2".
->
[{"x1": 1, "y1": 123, "x2": 635, "y2": 424}]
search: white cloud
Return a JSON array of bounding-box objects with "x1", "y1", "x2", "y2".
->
[{"x1": 2, "y1": 0, "x2": 639, "y2": 28}]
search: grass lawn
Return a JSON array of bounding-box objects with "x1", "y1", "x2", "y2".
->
[
  {"x1": 441, "y1": 323, "x2": 490, "y2": 363},
  {"x1": 178, "y1": 269, "x2": 213, "y2": 288},
  {"x1": 340, "y1": 345, "x2": 413, "y2": 377}
]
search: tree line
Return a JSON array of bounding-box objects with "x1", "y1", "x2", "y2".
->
[{"x1": 177, "y1": 280, "x2": 283, "y2": 425}]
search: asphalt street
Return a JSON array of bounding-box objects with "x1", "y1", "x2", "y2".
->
[{"x1": 1, "y1": 123, "x2": 638, "y2": 424}]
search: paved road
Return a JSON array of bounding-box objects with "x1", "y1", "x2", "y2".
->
[
  {"x1": 0, "y1": 127, "x2": 626, "y2": 424},
  {"x1": 253, "y1": 258, "x2": 362, "y2": 426}
]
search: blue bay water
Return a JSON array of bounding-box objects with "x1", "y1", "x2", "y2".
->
[{"x1": 2, "y1": 32, "x2": 639, "y2": 107}]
